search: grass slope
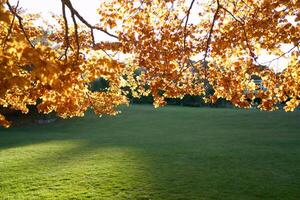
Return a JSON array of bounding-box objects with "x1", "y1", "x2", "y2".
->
[{"x1": 0, "y1": 105, "x2": 300, "y2": 200}]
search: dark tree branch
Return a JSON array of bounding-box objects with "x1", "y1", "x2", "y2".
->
[
  {"x1": 240, "y1": 0, "x2": 251, "y2": 8},
  {"x1": 183, "y1": 0, "x2": 196, "y2": 50},
  {"x1": 6, "y1": 0, "x2": 35, "y2": 48},
  {"x1": 2, "y1": 0, "x2": 19, "y2": 49},
  {"x1": 69, "y1": 5, "x2": 80, "y2": 61},
  {"x1": 61, "y1": 0, "x2": 118, "y2": 40},
  {"x1": 60, "y1": 1, "x2": 70, "y2": 60},
  {"x1": 203, "y1": 0, "x2": 220, "y2": 63},
  {"x1": 90, "y1": 28, "x2": 95, "y2": 46}
]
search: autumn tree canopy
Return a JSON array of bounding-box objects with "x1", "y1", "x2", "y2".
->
[{"x1": 0, "y1": 0, "x2": 299, "y2": 127}]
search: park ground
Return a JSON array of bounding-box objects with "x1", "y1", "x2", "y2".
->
[{"x1": 0, "y1": 105, "x2": 300, "y2": 199}]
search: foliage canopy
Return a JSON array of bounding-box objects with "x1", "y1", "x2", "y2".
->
[{"x1": 0, "y1": 0, "x2": 299, "y2": 127}]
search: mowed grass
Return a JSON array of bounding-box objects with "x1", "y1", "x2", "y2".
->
[{"x1": 0, "y1": 105, "x2": 300, "y2": 200}]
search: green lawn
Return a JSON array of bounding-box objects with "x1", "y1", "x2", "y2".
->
[{"x1": 0, "y1": 105, "x2": 300, "y2": 200}]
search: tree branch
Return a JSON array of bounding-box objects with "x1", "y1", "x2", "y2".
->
[
  {"x1": 61, "y1": 0, "x2": 118, "y2": 40},
  {"x1": 203, "y1": 0, "x2": 220, "y2": 63},
  {"x1": 183, "y1": 0, "x2": 196, "y2": 50},
  {"x1": 69, "y1": 5, "x2": 80, "y2": 61},
  {"x1": 6, "y1": 0, "x2": 35, "y2": 48},
  {"x1": 60, "y1": 1, "x2": 70, "y2": 60},
  {"x1": 2, "y1": 0, "x2": 19, "y2": 49}
]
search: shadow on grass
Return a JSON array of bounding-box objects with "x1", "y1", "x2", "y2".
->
[{"x1": 1, "y1": 106, "x2": 300, "y2": 199}]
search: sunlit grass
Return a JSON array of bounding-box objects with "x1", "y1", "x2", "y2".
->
[{"x1": 0, "y1": 105, "x2": 300, "y2": 199}]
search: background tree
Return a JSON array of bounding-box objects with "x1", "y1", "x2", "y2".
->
[{"x1": 0, "y1": 0, "x2": 299, "y2": 127}]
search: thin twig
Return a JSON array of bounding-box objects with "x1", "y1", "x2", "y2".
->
[{"x1": 260, "y1": 40, "x2": 300, "y2": 65}]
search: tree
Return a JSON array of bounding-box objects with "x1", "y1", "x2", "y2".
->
[{"x1": 0, "y1": 0, "x2": 299, "y2": 127}]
